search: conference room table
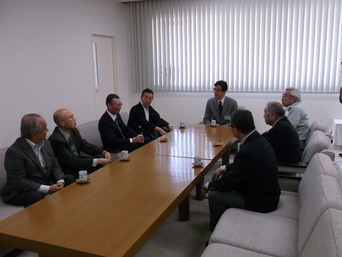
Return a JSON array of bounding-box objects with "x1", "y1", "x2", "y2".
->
[
  {"x1": 138, "y1": 124, "x2": 234, "y2": 163},
  {"x1": 0, "y1": 124, "x2": 235, "y2": 257},
  {"x1": 137, "y1": 124, "x2": 235, "y2": 202}
]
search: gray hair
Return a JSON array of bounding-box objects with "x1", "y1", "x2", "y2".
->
[
  {"x1": 266, "y1": 102, "x2": 285, "y2": 117},
  {"x1": 20, "y1": 114, "x2": 43, "y2": 139},
  {"x1": 285, "y1": 87, "x2": 301, "y2": 102}
]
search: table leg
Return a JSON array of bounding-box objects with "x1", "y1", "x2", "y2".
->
[
  {"x1": 196, "y1": 177, "x2": 205, "y2": 200},
  {"x1": 178, "y1": 195, "x2": 190, "y2": 222},
  {"x1": 221, "y1": 149, "x2": 230, "y2": 165}
]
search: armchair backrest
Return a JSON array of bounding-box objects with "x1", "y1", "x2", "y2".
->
[
  {"x1": 301, "y1": 130, "x2": 334, "y2": 164},
  {"x1": 305, "y1": 119, "x2": 330, "y2": 144}
]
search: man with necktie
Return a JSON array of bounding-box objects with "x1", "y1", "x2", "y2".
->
[
  {"x1": 0, "y1": 114, "x2": 75, "y2": 207},
  {"x1": 49, "y1": 108, "x2": 112, "y2": 178},
  {"x1": 203, "y1": 80, "x2": 238, "y2": 125},
  {"x1": 99, "y1": 94, "x2": 150, "y2": 153}
]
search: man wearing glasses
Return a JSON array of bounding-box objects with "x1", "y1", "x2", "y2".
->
[
  {"x1": 281, "y1": 87, "x2": 309, "y2": 147},
  {"x1": 128, "y1": 88, "x2": 173, "y2": 141},
  {"x1": 99, "y1": 94, "x2": 150, "y2": 153},
  {"x1": 203, "y1": 80, "x2": 238, "y2": 125},
  {"x1": 49, "y1": 108, "x2": 112, "y2": 178}
]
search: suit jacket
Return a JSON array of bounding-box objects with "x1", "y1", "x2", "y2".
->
[
  {"x1": 1, "y1": 137, "x2": 65, "y2": 203},
  {"x1": 98, "y1": 111, "x2": 138, "y2": 152},
  {"x1": 262, "y1": 116, "x2": 300, "y2": 163},
  {"x1": 48, "y1": 127, "x2": 104, "y2": 176},
  {"x1": 209, "y1": 131, "x2": 280, "y2": 213},
  {"x1": 127, "y1": 102, "x2": 169, "y2": 136},
  {"x1": 203, "y1": 96, "x2": 238, "y2": 125}
]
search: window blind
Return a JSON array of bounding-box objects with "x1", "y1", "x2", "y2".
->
[{"x1": 130, "y1": 0, "x2": 342, "y2": 93}]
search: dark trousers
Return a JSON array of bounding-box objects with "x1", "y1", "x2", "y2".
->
[
  {"x1": 5, "y1": 174, "x2": 75, "y2": 208},
  {"x1": 208, "y1": 190, "x2": 247, "y2": 232}
]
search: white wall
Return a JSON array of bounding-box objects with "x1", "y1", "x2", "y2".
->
[
  {"x1": 128, "y1": 91, "x2": 341, "y2": 135},
  {"x1": 0, "y1": 0, "x2": 340, "y2": 149},
  {"x1": 0, "y1": 0, "x2": 131, "y2": 148}
]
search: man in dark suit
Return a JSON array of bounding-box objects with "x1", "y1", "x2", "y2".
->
[
  {"x1": 99, "y1": 94, "x2": 150, "y2": 153},
  {"x1": 201, "y1": 110, "x2": 280, "y2": 232},
  {"x1": 128, "y1": 88, "x2": 173, "y2": 140},
  {"x1": 0, "y1": 114, "x2": 75, "y2": 207},
  {"x1": 262, "y1": 102, "x2": 300, "y2": 163},
  {"x1": 49, "y1": 108, "x2": 112, "y2": 178},
  {"x1": 203, "y1": 80, "x2": 238, "y2": 125}
]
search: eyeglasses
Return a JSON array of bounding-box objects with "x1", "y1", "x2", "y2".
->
[
  {"x1": 213, "y1": 88, "x2": 222, "y2": 92},
  {"x1": 61, "y1": 114, "x2": 74, "y2": 121},
  {"x1": 281, "y1": 94, "x2": 292, "y2": 98}
]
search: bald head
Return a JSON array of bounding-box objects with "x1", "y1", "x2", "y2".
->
[{"x1": 53, "y1": 108, "x2": 76, "y2": 132}]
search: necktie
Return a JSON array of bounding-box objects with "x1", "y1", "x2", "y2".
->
[
  {"x1": 116, "y1": 119, "x2": 125, "y2": 138},
  {"x1": 68, "y1": 136, "x2": 79, "y2": 157},
  {"x1": 219, "y1": 101, "x2": 223, "y2": 116}
]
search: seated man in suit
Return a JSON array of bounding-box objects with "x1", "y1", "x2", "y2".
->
[
  {"x1": 0, "y1": 114, "x2": 75, "y2": 207},
  {"x1": 128, "y1": 88, "x2": 173, "y2": 141},
  {"x1": 262, "y1": 102, "x2": 300, "y2": 163},
  {"x1": 203, "y1": 80, "x2": 238, "y2": 125},
  {"x1": 99, "y1": 94, "x2": 151, "y2": 153},
  {"x1": 49, "y1": 108, "x2": 112, "y2": 178},
  {"x1": 201, "y1": 110, "x2": 280, "y2": 232},
  {"x1": 281, "y1": 87, "x2": 310, "y2": 147}
]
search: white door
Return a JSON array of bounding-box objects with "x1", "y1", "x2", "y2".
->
[{"x1": 92, "y1": 34, "x2": 118, "y2": 119}]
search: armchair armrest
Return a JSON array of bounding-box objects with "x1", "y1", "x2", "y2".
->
[{"x1": 320, "y1": 149, "x2": 335, "y2": 161}]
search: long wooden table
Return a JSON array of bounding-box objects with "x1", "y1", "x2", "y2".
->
[
  {"x1": 137, "y1": 124, "x2": 234, "y2": 164},
  {"x1": 136, "y1": 124, "x2": 235, "y2": 202},
  {"x1": 0, "y1": 124, "x2": 235, "y2": 257}
]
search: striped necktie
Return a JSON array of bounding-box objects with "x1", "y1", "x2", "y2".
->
[{"x1": 115, "y1": 119, "x2": 125, "y2": 138}]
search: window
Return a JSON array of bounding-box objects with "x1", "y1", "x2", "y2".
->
[{"x1": 130, "y1": 0, "x2": 342, "y2": 93}]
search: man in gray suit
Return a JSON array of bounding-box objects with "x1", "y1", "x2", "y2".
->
[
  {"x1": 203, "y1": 80, "x2": 238, "y2": 125},
  {"x1": 0, "y1": 114, "x2": 75, "y2": 207}
]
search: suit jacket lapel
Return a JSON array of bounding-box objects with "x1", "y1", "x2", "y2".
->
[
  {"x1": 117, "y1": 114, "x2": 129, "y2": 138},
  {"x1": 41, "y1": 143, "x2": 51, "y2": 176},
  {"x1": 211, "y1": 98, "x2": 220, "y2": 121},
  {"x1": 220, "y1": 96, "x2": 228, "y2": 119},
  {"x1": 105, "y1": 112, "x2": 120, "y2": 132},
  {"x1": 19, "y1": 138, "x2": 45, "y2": 173}
]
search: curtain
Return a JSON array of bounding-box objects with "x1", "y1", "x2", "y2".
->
[{"x1": 130, "y1": 0, "x2": 342, "y2": 93}]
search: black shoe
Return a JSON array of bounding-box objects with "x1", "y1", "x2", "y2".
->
[
  {"x1": 339, "y1": 153, "x2": 342, "y2": 157},
  {"x1": 205, "y1": 241, "x2": 209, "y2": 247}
]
